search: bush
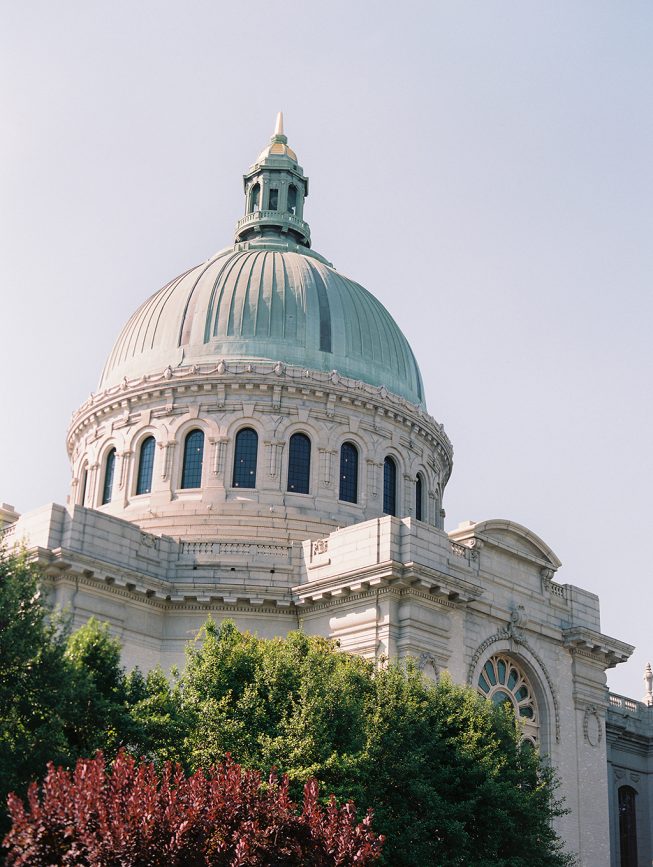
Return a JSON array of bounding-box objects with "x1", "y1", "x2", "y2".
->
[{"x1": 3, "y1": 750, "x2": 384, "y2": 866}]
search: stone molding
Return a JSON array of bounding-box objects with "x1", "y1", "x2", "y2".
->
[{"x1": 467, "y1": 619, "x2": 561, "y2": 742}]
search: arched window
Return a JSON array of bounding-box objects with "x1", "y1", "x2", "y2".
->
[
  {"x1": 619, "y1": 786, "x2": 638, "y2": 867},
  {"x1": 383, "y1": 456, "x2": 397, "y2": 516},
  {"x1": 415, "y1": 473, "x2": 424, "y2": 521},
  {"x1": 233, "y1": 428, "x2": 258, "y2": 488},
  {"x1": 101, "y1": 448, "x2": 116, "y2": 505},
  {"x1": 79, "y1": 465, "x2": 88, "y2": 506},
  {"x1": 136, "y1": 436, "x2": 156, "y2": 495},
  {"x1": 477, "y1": 655, "x2": 539, "y2": 744},
  {"x1": 287, "y1": 433, "x2": 311, "y2": 494},
  {"x1": 268, "y1": 188, "x2": 279, "y2": 211},
  {"x1": 250, "y1": 183, "x2": 260, "y2": 213},
  {"x1": 181, "y1": 429, "x2": 204, "y2": 489},
  {"x1": 288, "y1": 184, "x2": 297, "y2": 215},
  {"x1": 339, "y1": 442, "x2": 359, "y2": 503}
]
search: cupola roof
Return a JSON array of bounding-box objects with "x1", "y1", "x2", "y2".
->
[{"x1": 98, "y1": 117, "x2": 426, "y2": 408}]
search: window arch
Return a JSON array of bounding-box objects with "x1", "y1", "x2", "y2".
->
[
  {"x1": 619, "y1": 786, "x2": 638, "y2": 867},
  {"x1": 101, "y1": 448, "x2": 116, "y2": 505},
  {"x1": 415, "y1": 473, "x2": 424, "y2": 521},
  {"x1": 477, "y1": 655, "x2": 539, "y2": 744},
  {"x1": 288, "y1": 184, "x2": 298, "y2": 215},
  {"x1": 136, "y1": 436, "x2": 156, "y2": 495},
  {"x1": 383, "y1": 456, "x2": 397, "y2": 516},
  {"x1": 181, "y1": 429, "x2": 204, "y2": 489},
  {"x1": 339, "y1": 442, "x2": 359, "y2": 503},
  {"x1": 79, "y1": 464, "x2": 88, "y2": 506},
  {"x1": 233, "y1": 428, "x2": 258, "y2": 488},
  {"x1": 287, "y1": 433, "x2": 311, "y2": 494},
  {"x1": 249, "y1": 183, "x2": 260, "y2": 213}
]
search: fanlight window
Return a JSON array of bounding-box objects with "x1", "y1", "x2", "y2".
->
[
  {"x1": 383, "y1": 456, "x2": 397, "y2": 516},
  {"x1": 477, "y1": 655, "x2": 539, "y2": 743},
  {"x1": 181, "y1": 429, "x2": 204, "y2": 489},
  {"x1": 287, "y1": 433, "x2": 311, "y2": 494},
  {"x1": 233, "y1": 428, "x2": 258, "y2": 488},
  {"x1": 136, "y1": 436, "x2": 155, "y2": 495},
  {"x1": 101, "y1": 448, "x2": 116, "y2": 505},
  {"x1": 339, "y1": 442, "x2": 358, "y2": 504}
]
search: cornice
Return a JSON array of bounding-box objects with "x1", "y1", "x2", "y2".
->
[
  {"x1": 563, "y1": 627, "x2": 634, "y2": 669},
  {"x1": 67, "y1": 361, "x2": 453, "y2": 466}
]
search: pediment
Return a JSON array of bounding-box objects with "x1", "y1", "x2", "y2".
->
[{"x1": 449, "y1": 519, "x2": 561, "y2": 570}]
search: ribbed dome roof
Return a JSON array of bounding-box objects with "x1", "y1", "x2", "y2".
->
[{"x1": 100, "y1": 241, "x2": 425, "y2": 407}]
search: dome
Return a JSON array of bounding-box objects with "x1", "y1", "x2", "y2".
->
[
  {"x1": 99, "y1": 116, "x2": 425, "y2": 408},
  {"x1": 100, "y1": 240, "x2": 425, "y2": 407}
]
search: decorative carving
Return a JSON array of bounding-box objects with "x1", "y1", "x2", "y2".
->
[
  {"x1": 583, "y1": 705, "x2": 602, "y2": 747},
  {"x1": 274, "y1": 361, "x2": 285, "y2": 376},
  {"x1": 418, "y1": 652, "x2": 439, "y2": 680},
  {"x1": 140, "y1": 532, "x2": 160, "y2": 551},
  {"x1": 312, "y1": 538, "x2": 329, "y2": 556},
  {"x1": 217, "y1": 360, "x2": 227, "y2": 374},
  {"x1": 467, "y1": 625, "x2": 561, "y2": 742}
]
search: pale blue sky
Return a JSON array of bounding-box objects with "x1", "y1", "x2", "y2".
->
[{"x1": 1, "y1": 1, "x2": 651, "y2": 698}]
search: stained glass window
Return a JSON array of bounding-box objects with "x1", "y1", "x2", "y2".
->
[
  {"x1": 102, "y1": 448, "x2": 116, "y2": 505},
  {"x1": 339, "y1": 442, "x2": 358, "y2": 503},
  {"x1": 477, "y1": 655, "x2": 539, "y2": 743},
  {"x1": 233, "y1": 428, "x2": 258, "y2": 488},
  {"x1": 181, "y1": 429, "x2": 204, "y2": 489},
  {"x1": 136, "y1": 436, "x2": 155, "y2": 495},
  {"x1": 383, "y1": 456, "x2": 397, "y2": 516},
  {"x1": 287, "y1": 433, "x2": 311, "y2": 494}
]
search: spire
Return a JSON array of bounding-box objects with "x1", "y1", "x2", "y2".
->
[
  {"x1": 234, "y1": 115, "x2": 311, "y2": 248},
  {"x1": 271, "y1": 111, "x2": 288, "y2": 145}
]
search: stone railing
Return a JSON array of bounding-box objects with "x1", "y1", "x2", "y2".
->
[
  {"x1": 609, "y1": 693, "x2": 640, "y2": 712},
  {"x1": 0, "y1": 524, "x2": 16, "y2": 542},
  {"x1": 179, "y1": 541, "x2": 291, "y2": 560}
]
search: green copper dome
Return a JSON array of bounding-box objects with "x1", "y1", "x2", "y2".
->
[{"x1": 99, "y1": 116, "x2": 425, "y2": 408}]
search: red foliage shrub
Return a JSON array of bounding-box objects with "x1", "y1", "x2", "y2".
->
[{"x1": 2, "y1": 751, "x2": 384, "y2": 866}]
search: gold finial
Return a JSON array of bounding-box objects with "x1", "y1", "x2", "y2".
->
[{"x1": 274, "y1": 111, "x2": 284, "y2": 137}]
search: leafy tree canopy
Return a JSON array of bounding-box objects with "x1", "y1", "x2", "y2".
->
[
  {"x1": 1, "y1": 547, "x2": 573, "y2": 866},
  {"x1": 174, "y1": 620, "x2": 573, "y2": 867}
]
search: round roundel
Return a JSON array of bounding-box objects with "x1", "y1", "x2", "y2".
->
[
  {"x1": 99, "y1": 244, "x2": 425, "y2": 407},
  {"x1": 477, "y1": 655, "x2": 539, "y2": 742}
]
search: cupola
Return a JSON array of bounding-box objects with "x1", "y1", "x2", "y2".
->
[{"x1": 234, "y1": 112, "x2": 311, "y2": 247}]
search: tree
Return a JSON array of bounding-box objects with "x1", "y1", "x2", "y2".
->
[
  {"x1": 0, "y1": 550, "x2": 71, "y2": 819},
  {"x1": 3, "y1": 750, "x2": 384, "y2": 866},
  {"x1": 0, "y1": 551, "x2": 154, "y2": 835},
  {"x1": 174, "y1": 621, "x2": 573, "y2": 867}
]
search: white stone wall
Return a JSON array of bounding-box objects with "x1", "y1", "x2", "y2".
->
[
  {"x1": 66, "y1": 362, "x2": 452, "y2": 543},
  {"x1": 2, "y1": 497, "x2": 634, "y2": 865}
]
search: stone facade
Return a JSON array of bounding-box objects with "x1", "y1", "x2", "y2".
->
[{"x1": 2, "y1": 116, "x2": 647, "y2": 866}]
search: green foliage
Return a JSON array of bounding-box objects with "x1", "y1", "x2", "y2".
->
[
  {"x1": 0, "y1": 551, "x2": 71, "y2": 808},
  {"x1": 0, "y1": 564, "x2": 573, "y2": 867},
  {"x1": 0, "y1": 553, "x2": 153, "y2": 832},
  {"x1": 174, "y1": 621, "x2": 573, "y2": 867}
]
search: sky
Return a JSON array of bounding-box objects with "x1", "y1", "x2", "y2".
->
[{"x1": 1, "y1": 1, "x2": 652, "y2": 698}]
